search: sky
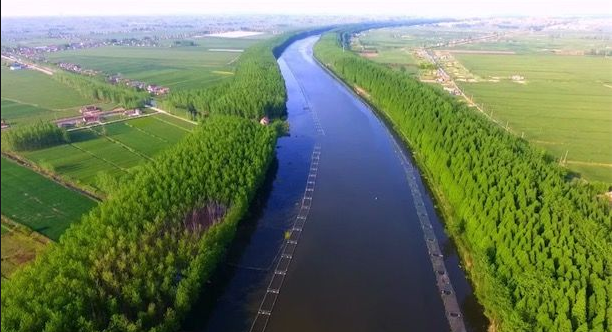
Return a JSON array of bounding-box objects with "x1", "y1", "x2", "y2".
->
[{"x1": 1, "y1": 0, "x2": 611, "y2": 17}]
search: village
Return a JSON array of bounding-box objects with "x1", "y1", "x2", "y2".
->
[{"x1": 54, "y1": 105, "x2": 144, "y2": 129}]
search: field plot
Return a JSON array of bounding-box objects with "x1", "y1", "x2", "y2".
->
[
  {"x1": 455, "y1": 54, "x2": 612, "y2": 181},
  {"x1": 1, "y1": 227, "x2": 48, "y2": 280},
  {"x1": 0, "y1": 66, "x2": 110, "y2": 126},
  {"x1": 23, "y1": 114, "x2": 193, "y2": 188},
  {"x1": 446, "y1": 32, "x2": 612, "y2": 54},
  {"x1": 1, "y1": 66, "x2": 95, "y2": 109},
  {"x1": 45, "y1": 38, "x2": 261, "y2": 91},
  {"x1": 357, "y1": 26, "x2": 612, "y2": 182},
  {"x1": 1, "y1": 157, "x2": 97, "y2": 241}
]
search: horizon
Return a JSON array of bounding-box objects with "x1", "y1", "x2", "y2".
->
[{"x1": 2, "y1": 0, "x2": 611, "y2": 18}]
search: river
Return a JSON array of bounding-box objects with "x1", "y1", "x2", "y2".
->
[{"x1": 183, "y1": 35, "x2": 488, "y2": 332}]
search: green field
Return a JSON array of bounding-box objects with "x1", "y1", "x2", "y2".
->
[
  {"x1": 0, "y1": 66, "x2": 112, "y2": 126},
  {"x1": 45, "y1": 38, "x2": 261, "y2": 91},
  {"x1": 455, "y1": 53, "x2": 612, "y2": 181},
  {"x1": 23, "y1": 114, "x2": 194, "y2": 188},
  {"x1": 357, "y1": 26, "x2": 612, "y2": 182},
  {"x1": 1, "y1": 66, "x2": 96, "y2": 109},
  {"x1": 447, "y1": 32, "x2": 612, "y2": 55},
  {"x1": 1, "y1": 157, "x2": 97, "y2": 241}
]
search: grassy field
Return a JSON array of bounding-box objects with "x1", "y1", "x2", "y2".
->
[
  {"x1": 1, "y1": 224, "x2": 48, "y2": 280},
  {"x1": 23, "y1": 114, "x2": 193, "y2": 189},
  {"x1": 44, "y1": 38, "x2": 261, "y2": 91},
  {"x1": 357, "y1": 26, "x2": 612, "y2": 182},
  {"x1": 446, "y1": 32, "x2": 612, "y2": 54},
  {"x1": 1, "y1": 157, "x2": 97, "y2": 241},
  {"x1": 455, "y1": 53, "x2": 612, "y2": 181},
  {"x1": 1, "y1": 66, "x2": 113, "y2": 126},
  {"x1": 1, "y1": 66, "x2": 96, "y2": 109}
]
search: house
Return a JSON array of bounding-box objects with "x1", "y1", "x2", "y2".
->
[
  {"x1": 124, "y1": 109, "x2": 142, "y2": 117},
  {"x1": 1, "y1": 119, "x2": 9, "y2": 130},
  {"x1": 259, "y1": 116, "x2": 270, "y2": 126},
  {"x1": 80, "y1": 105, "x2": 101, "y2": 114},
  {"x1": 83, "y1": 114, "x2": 100, "y2": 123}
]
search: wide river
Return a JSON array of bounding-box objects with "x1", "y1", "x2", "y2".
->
[{"x1": 183, "y1": 36, "x2": 487, "y2": 332}]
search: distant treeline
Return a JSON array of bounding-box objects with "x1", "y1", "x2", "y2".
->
[
  {"x1": 315, "y1": 31, "x2": 611, "y2": 332},
  {"x1": 53, "y1": 71, "x2": 149, "y2": 109},
  {"x1": 160, "y1": 28, "x2": 331, "y2": 120},
  {"x1": 1, "y1": 116, "x2": 277, "y2": 332},
  {"x1": 1, "y1": 121, "x2": 68, "y2": 151}
]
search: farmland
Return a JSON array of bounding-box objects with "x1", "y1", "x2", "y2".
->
[
  {"x1": 22, "y1": 114, "x2": 194, "y2": 190},
  {"x1": 1, "y1": 66, "x2": 112, "y2": 126},
  {"x1": 353, "y1": 26, "x2": 612, "y2": 182},
  {"x1": 0, "y1": 66, "x2": 95, "y2": 109},
  {"x1": 1, "y1": 157, "x2": 97, "y2": 241},
  {"x1": 454, "y1": 53, "x2": 612, "y2": 181},
  {"x1": 44, "y1": 37, "x2": 264, "y2": 91}
]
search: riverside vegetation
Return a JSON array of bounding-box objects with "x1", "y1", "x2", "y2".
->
[
  {"x1": 315, "y1": 29, "x2": 611, "y2": 332},
  {"x1": 0, "y1": 29, "x2": 324, "y2": 332}
]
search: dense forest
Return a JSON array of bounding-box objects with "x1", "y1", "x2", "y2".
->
[
  {"x1": 53, "y1": 71, "x2": 149, "y2": 109},
  {"x1": 1, "y1": 121, "x2": 69, "y2": 151},
  {"x1": 160, "y1": 28, "x2": 329, "y2": 120},
  {"x1": 1, "y1": 116, "x2": 277, "y2": 332},
  {"x1": 315, "y1": 31, "x2": 612, "y2": 332}
]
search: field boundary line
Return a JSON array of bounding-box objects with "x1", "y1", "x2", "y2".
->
[
  {"x1": 565, "y1": 160, "x2": 612, "y2": 168},
  {"x1": 88, "y1": 128, "x2": 154, "y2": 161},
  {"x1": 1, "y1": 152, "x2": 102, "y2": 202},
  {"x1": 150, "y1": 116, "x2": 192, "y2": 133},
  {"x1": 123, "y1": 122, "x2": 172, "y2": 142},
  {"x1": 147, "y1": 106, "x2": 198, "y2": 125},
  {"x1": 69, "y1": 143, "x2": 128, "y2": 173}
]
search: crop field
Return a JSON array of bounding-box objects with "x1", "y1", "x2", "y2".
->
[
  {"x1": 1, "y1": 157, "x2": 97, "y2": 241},
  {"x1": 1, "y1": 66, "x2": 96, "y2": 109},
  {"x1": 45, "y1": 38, "x2": 262, "y2": 91},
  {"x1": 357, "y1": 26, "x2": 612, "y2": 182},
  {"x1": 455, "y1": 53, "x2": 612, "y2": 182},
  {"x1": 356, "y1": 26, "x2": 488, "y2": 49},
  {"x1": 1, "y1": 66, "x2": 112, "y2": 126},
  {"x1": 23, "y1": 114, "x2": 193, "y2": 188},
  {"x1": 446, "y1": 32, "x2": 612, "y2": 55}
]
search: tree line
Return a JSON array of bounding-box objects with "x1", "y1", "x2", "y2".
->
[
  {"x1": 1, "y1": 116, "x2": 278, "y2": 332},
  {"x1": 160, "y1": 28, "x2": 331, "y2": 120},
  {"x1": 1, "y1": 121, "x2": 69, "y2": 151},
  {"x1": 53, "y1": 71, "x2": 149, "y2": 109},
  {"x1": 315, "y1": 30, "x2": 611, "y2": 332}
]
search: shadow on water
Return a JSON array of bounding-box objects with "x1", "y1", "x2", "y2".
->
[{"x1": 181, "y1": 157, "x2": 280, "y2": 331}]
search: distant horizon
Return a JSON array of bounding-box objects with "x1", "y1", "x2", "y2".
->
[
  {"x1": 2, "y1": 0, "x2": 611, "y2": 18},
  {"x1": 2, "y1": 13, "x2": 612, "y2": 19}
]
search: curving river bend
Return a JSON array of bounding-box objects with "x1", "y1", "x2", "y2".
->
[{"x1": 183, "y1": 35, "x2": 488, "y2": 332}]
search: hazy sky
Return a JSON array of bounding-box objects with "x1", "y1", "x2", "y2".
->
[{"x1": 1, "y1": 0, "x2": 610, "y2": 17}]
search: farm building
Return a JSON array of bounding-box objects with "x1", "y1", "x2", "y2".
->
[
  {"x1": 83, "y1": 114, "x2": 100, "y2": 123},
  {"x1": 124, "y1": 109, "x2": 142, "y2": 117},
  {"x1": 80, "y1": 105, "x2": 101, "y2": 114},
  {"x1": 1, "y1": 119, "x2": 10, "y2": 130},
  {"x1": 260, "y1": 116, "x2": 270, "y2": 126}
]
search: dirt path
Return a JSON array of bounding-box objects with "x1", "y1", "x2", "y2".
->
[
  {"x1": 565, "y1": 160, "x2": 612, "y2": 168},
  {"x1": 146, "y1": 106, "x2": 198, "y2": 125}
]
